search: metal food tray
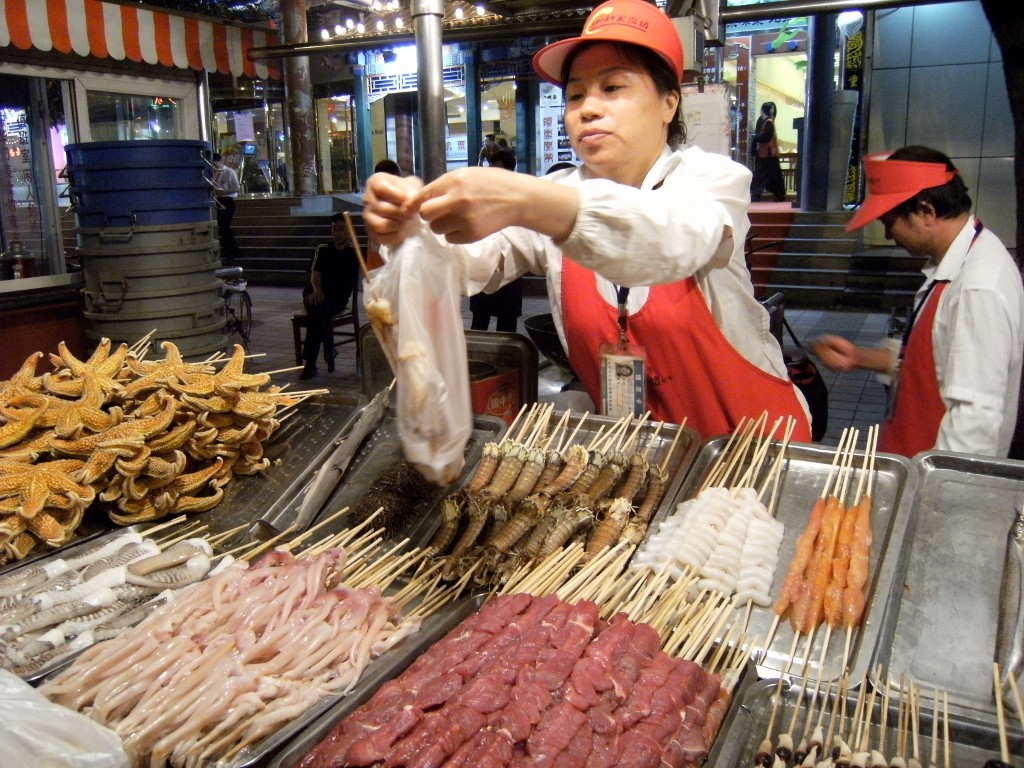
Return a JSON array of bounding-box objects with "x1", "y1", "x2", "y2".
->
[
  {"x1": 709, "y1": 677, "x2": 1023, "y2": 768},
  {"x1": 871, "y1": 450, "x2": 1024, "y2": 719},
  {"x1": 200, "y1": 393, "x2": 366, "y2": 539},
  {"x1": 0, "y1": 394, "x2": 366, "y2": 574},
  {"x1": 659, "y1": 437, "x2": 915, "y2": 684},
  {"x1": 275, "y1": 412, "x2": 507, "y2": 552},
  {"x1": 266, "y1": 592, "x2": 488, "y2": 768},
  {"x1": 1, "y1": 520, "x2": 194, "y2": 684},
  {"x1": 269, "y1": 595, "x2": 750, "y2": 768}
]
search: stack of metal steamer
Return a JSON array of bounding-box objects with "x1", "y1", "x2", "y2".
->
[{"x1": 65, "y1": 139, "x2": 226, "y2": 359}]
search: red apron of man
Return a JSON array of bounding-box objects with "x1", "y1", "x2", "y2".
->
[
  {"x1": 561, "y1": 258, "x2": 811, "y2": 440},
  {"x1": 878, "y1": 282, "x2": 948, "y2": 457}
]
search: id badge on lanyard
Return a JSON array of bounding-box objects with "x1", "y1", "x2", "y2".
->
[{"x1": 599, "y1": 286, "x2": 647, "y2": 418}]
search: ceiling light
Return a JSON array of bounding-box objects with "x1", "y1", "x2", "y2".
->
[
  {"x1": 476, "y1": 4, "x2": 485, "y2": 15},
  {"x1": 356, "y1": 21, "x2": 365, "y2": 32},
  {"x1": 376, "y1": 19, "x2": 384, "y2": 31},
  {"x1": 320, "y1": 28, "x2": 330, "y2": 39},
  {"x1": 335, "y1": 24, "x2": 344, "y2": 34},
  {"x1": 455, "y1": 6, "x2": 464, "y2": 18},
  {"x1": 395, "y1": 16, "x2": 404, "y2": 28},
  {"x1": 346, "y1": 18, "x2": 355, "y2": 28}
]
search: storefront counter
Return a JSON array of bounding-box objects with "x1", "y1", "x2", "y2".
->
[{"x1": 0, "y1": 273, "x2": 87, "y2": 379}]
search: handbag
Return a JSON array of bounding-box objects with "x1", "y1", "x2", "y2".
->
[{"x1": 783, "y1": 318, "x2": 828, "y2": 441}]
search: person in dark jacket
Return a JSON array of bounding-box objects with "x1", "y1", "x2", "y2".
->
[
  {"x1": 750, "y1": 101, "x2": 787, "y2": 202},
  {"x1": 300, "y1": 212, "x2": 360, "y2": 380}
]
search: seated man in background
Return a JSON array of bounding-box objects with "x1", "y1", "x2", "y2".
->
[{"x1": 300, "y1": 212, "x2": 360, "y2": 380}]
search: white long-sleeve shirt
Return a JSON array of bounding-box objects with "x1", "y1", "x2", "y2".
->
[
  {"x1": 920, "y1": 217, "x2": 1024, "y2": 456},
  {"x1": 452, "y1": 145, "x2": 792, "y2": 383}
]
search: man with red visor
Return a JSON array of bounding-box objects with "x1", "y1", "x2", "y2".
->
[
  {"x1": 363, "y1": 0, "x2": 811, "y2": 440},
  {"x1": 813, "y1": 146, "x2": 1024, "y2": 457}
]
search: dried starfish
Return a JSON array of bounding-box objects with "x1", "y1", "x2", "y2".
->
[
  {"x1": 109, "y1": 496, "x2": 165, "y2": 525},
  {"x1": 0, "y1": 352, "x2": 46, "y2": 404},
  {"x1": 4, "y1": 532, "x2": 36, "y2": 560},
  {"x1": 211, "y1": 344, "x2": 271, "y2": 393},
  {"x1": 114, "y1": 447, "x2": 152, "y2": 477},
  {"x1": 0, "y1": 430, "x2": 53, "y2": 462},
  {"x1": 143, "y1": 450, "x2": 188, "y2": 481},
  {"x1": 179, "y1": 392, "x2": 235, "y2": 414},
  {"x1": 215, "y1": 421, "x2": 260, "y2": 446},
  {"x1": 147, "y1": 420, "x2": 197, "y2": 453},
  {"x1": 161, "y1": 457, "x2": 225, "y2": 496},
  {"x1": 120, "y1": 341, "x2": 215, "y2": 399},
  {"x1": 0, "y1": 513, "x2": 27, "y2": 538},
  {"x1": 232, "y1": 391, "x2": 280, "y2": 420},
  {"x1": 44, "y1": 338, "x2": 128, "y2": 399},
  {"x1": 170, "y1": 486, "x2": 224, "y2": 514},
  {"x1": 0, "y1": 460, "x2": 96, "y2": 519},
  {"x1": 0, "y1": 404, "x2": 45, "y2": 450},
  {"x1": 49, "y1": 396, "x2": 177, "y2": 458},
  {"x1": 27, "y1": 510, "x2": 72, "y2": 546},
  {"x1": 52, "y1": 377, "x2": 123, "y2": 438}
]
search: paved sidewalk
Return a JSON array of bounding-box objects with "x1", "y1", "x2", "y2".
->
[{"x1": 243, "y1": 284, "x2": 888, "y2": 448}]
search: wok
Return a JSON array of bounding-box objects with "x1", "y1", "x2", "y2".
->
[{"x1": 524, "y1": 313, "x2": 573, "y2": 374}]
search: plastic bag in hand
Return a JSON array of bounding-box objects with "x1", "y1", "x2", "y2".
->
[
  {"x1": 0, "y1": 668, "x2": 128, "y2": 767},
  {"x1": 364, "y1": 218, "x2": 472, "y2": 484}
]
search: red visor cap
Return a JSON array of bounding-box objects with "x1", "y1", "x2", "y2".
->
[
  {"x1": 532, "y1": 0, "x2": 685, "y2": 87},
  {"x1": 845, "y1": 153, "x2": 957, "y2": 232}
]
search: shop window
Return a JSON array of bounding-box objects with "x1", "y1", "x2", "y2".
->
[{"x1": 87, "y1": 91, "x2": 182, "y2": 141}]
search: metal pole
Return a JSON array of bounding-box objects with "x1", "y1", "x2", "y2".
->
[{"x1": 412, "y1": 0, "x2": 447, "y2": 182}]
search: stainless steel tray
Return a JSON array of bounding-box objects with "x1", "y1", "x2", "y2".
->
[
  {"x1": 663, "y1": 437, "x2": 915, "y2": 684},
  {"x1": 265, "y1": 593, "x2": 487, "y2": 768},
  {"x1": 871, "y1": 450, "x2": 1024, "y2": 718},
  {"x1": 200, "y1": 393, "x2": 366, "y2": 539},
  {"x1": 710, "y1": 677, "x2": 1024, "y2": 768},
  {"x1": 274, "y1": 412, "x2": 507, "y2": 552},
  {"x1": 0, "y1": 394, "x2": 366, "y2": 573}
]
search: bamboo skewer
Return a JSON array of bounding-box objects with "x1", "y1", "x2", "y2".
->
[
  {"x1": 994, "y1": 663, "x2": 1012, "y2": 767},
  {"x1": 929, "y1": 687, "x2": 940, "y2": 768},
  {"x1": 1008, "y1": 675, "x2": 1024, "y2": 733},
  {"x1": 138, "y1": 514, "x2": 189, "y2": 539}
]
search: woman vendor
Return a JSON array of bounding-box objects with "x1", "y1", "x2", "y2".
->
[{"x1": 363, "y1": 0, "x2": 811, "y2": 440}]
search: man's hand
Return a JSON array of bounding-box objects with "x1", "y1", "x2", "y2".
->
[{"x1": 811, "y1": 334, "x2": 859, "y2": 372}]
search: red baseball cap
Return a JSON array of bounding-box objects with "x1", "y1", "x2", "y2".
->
[
  {"x1": 532, "y1": 0, "x2": 685, "y2": 87},
  {"x1": 845, "y1": 152, "x2": 957, "y2": 232}
]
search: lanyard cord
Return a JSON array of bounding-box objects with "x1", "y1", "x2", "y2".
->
[{"x1": 615, "y1": 285, "x2": 630, "y2": 348}]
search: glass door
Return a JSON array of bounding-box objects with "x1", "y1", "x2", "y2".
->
[{"x1": 0, "y1": 73, "x2": 70, "y2": 279}]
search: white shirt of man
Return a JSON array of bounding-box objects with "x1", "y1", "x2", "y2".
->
[{"x1": 924, "y1": 216, "x2": 1024, "y2": 456}]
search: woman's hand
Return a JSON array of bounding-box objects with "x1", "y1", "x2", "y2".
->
[
  {"x1": 418, "y1": 168, "x2": 578, "y2": 244},
  {"x1": 363, "y1": 172, "x2": 424, "y2": 246}
]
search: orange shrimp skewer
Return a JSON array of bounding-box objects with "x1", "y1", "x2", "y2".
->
[
  {"x1": 843, "y1": 426, "x2": 877, "y2": 633},
  {"x1": 774, "y1": 430, "x2": 852, "y2": 619},
  {"x1": 790, "y1": 493, "x2": 845, "y2": 634},
  {"x1": 824, "y1": 431, "x2": 873, "y2": 628},
  {"x1": 792, "y1": 430, "x2": 860, "y2": 634}
]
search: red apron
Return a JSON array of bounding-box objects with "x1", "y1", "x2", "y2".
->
[
  {"x1": 879, "y1": 281, "x2": 948, "y2": 457},
  {"x1": 561, "y1": 258, "x2": 811, "y2": 440}
]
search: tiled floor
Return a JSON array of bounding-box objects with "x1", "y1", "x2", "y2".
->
[{"x1": 243, "y1": 284, "x2": 889, "y2": 447}]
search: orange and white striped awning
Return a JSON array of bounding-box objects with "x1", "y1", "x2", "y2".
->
[{"x1": 0, "y1": 0, "x2": 281, "y2": 80}]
